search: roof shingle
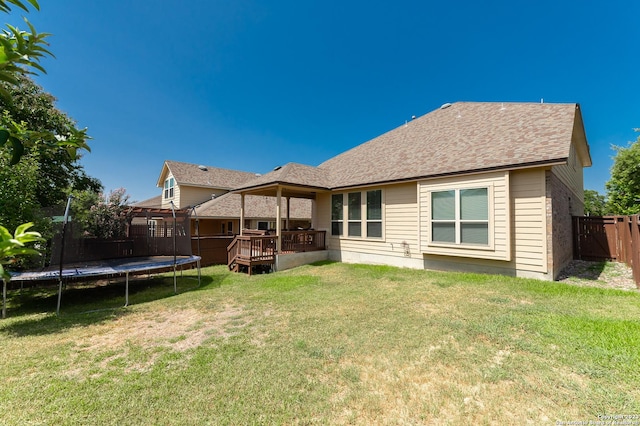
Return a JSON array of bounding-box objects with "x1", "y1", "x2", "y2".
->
[{"x1": 161, "y1": 161, "x2": 258, "y2": 189}]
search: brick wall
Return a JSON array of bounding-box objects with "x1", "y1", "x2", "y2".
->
[{"x1": 546, "y1": 171, "x2": 584, "y2": 279}]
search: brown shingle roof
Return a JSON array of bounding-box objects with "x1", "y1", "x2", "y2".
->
[
  {"x1": 194, "y1": 192, "x2": 312, "y2": 219},
  {"x1": 319, "y1": 102, "x2": 588, "y2": 188},
  {"x1": 161, "y1": 161, "x2": 258, "y2": 189},
  {"x1": 133, "y1": 195, "x2": 162, "y2": 208},
  {"x1": 234, "y1": 162, "x2": 331, "y2": 192}
]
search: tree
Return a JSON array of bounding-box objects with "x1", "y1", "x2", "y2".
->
[
  {"x1": 0, "y1": 75, "x2": 102, "y2": 230},
  {"x1": 0, "y1": 0, "x2": 91, "y2": 284},
  {"x1": 605, "y1": 133, "x2": 640, "y2": 215},
  {"x1": 76, "y1": 188, "x2": 133, "y2": 240},
  {"x1": 583, "y1": 189, "x2": 607, "y2": 216}
]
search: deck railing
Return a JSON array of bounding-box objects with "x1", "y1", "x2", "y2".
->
[
  {"x1": 227, "y1": 230, "x2": 326, "y2": 274},
  {"x1": 281, "y1": 230, "x2": 326, "y2": 253}
]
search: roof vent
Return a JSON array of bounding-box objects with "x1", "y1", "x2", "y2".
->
[
  {"x1": 211, "y1": 194, "x2": 216, "y2": 199},
  {"x1": 273, "y1": 166, "x2": 282, "y2": 171},
  {"x1": 198, "y1": 165, "x2": 208, "y2": 171},
  {"x1": 440, "y1": 103, "x2": 452, "y2": 109},
  {"x1": 255, "y1": 173, "x2": 262, "y2": 177}
]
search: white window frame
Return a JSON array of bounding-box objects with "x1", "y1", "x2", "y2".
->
[
  {"x1": 330, "y1": 189, "x2": 384, "y2": 240},
  {"x1": 164, "y1": 177, "x2": 175, "y2": 200},
  {"x1": 428, "y1": 185, "x2": 493, "y2": 249},
  {"x1": 331, "y1": 193, "x2": 343, "y2": 236}
]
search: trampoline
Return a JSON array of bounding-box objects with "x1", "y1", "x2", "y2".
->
[{"x1": 2, "y1": 199, "x2": 202, "y2": 318}]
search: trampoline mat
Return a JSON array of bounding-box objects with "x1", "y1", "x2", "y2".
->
[{"x1": 10, "y1": 255, "x2": 201, "y2": 281}]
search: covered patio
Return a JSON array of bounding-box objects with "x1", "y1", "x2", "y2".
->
[{"x1": 226, "y1": 163, "x2": 331, "y2": 275}]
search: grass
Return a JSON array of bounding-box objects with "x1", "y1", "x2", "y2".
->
[{"x1": 1, "y1": 262, "x2": 639, "y2": 424}]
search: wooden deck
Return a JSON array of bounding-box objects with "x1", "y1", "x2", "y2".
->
[{"x1": 227, "y1": 230, "x2": 326, "y2": 275}]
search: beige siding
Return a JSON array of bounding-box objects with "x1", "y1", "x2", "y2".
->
[
  {"x1": 419, "y1": 171, "x2": 511, "y2": 261},
  {"x1": 550, "y1": 141, "x2": 585, "y2": 210},
  {"x1": 318, "y1": 183, "x2": 421, "y2": 260},
  {"x1": 319, "y1": 169, "x2": 550, "y2": 278},
  {"x1": 160, "y1": 172, "x2": 176, "y2": 209},
  {"x1": 511, "y1": 169, "x2": 547, "y2": 273},
  {"x1": 179, "y1": 187, "x2": 227, "y2": 209}
]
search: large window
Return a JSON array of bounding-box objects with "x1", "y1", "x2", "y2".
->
[
  {"x1": 331, "y1": 194, "x2": 343, "y2": 236},
  {"x1": 331, "y1": 190, "x2": 383, "y2": 239},
  {"x1": 348, "y1": 192, "x2": 361, "y2": 237},
  {"x1": 431, "y1": 187, "x2": 488, "y2": 245},
  {"x1": 164, "y1": 177, "x2": 175, "y2": 199},
  {"x1": 366, "y1": 190, "x2": 382, "y2": 238}
]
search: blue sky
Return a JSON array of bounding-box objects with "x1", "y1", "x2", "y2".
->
[{"x1": 11, "y1": 0, "x2": 639, "y2": 202}]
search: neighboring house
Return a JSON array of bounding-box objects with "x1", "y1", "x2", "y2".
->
[
  {"x1": 232, "y1": 102, "x2": 592, "y2": 280},
  {"x1": 136, "y1": 160, "x2": 312, "y2": 236}
]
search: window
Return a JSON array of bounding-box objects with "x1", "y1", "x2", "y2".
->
[
  {"x1": 164, "y1": 177, "x2": 175, "y2": 199},
  {"x1": 431, "y1": 187, "x2": 489, "y2": 245},
  {"x1": 348, "y1": 192, "x2": 361, "y2": 237},
  {"x1": 331, "y1": 194, "x2": 343, "y2": 236},
  {"x1": 148, "y1": 220, "x2": 157, "y2": 237},
  {"x1": 331, "y1": 190, "x2": 383, "y2": 239},
  {"x1": 366, "y1": 190, "x2": 382, "y2": 238}
]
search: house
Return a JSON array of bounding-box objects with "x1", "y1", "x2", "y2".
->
[
  {"x1": 231, "y1": 102, "x2": 591, "y2": 280},
  {"x1": 137, "y1": 160, "x2": 312, "y2": 236}
]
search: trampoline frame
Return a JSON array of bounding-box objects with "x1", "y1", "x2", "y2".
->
[{"x1": 2, "y1": 197, "x2": 203, "y2": 318}]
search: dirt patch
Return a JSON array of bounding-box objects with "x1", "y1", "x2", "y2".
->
[
  {"x1": 557, "y1": 260, "x2": 637, "y2": 291},
  {"x1": 82, "y1": 304, "x2": 247, "y2": 353}
]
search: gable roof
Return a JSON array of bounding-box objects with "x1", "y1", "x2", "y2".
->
[
  {"x1": 157, "y1": 161, "x2": 258, "y2": 190},
  {"x1": 234, "y1": 162, "x2": 331, "y2": 193},
  {"x1": 228, "y1": 102, "x2": 592, "y2": 194},
  {"x1": 193, "y1": 192, "x2": 312, "y2": 219},
  {"x1": 133, "y1": 195, "x2": 162, "y2": 209},
  {"x1": 318, "y1": 102, "x2": 590, "y2": 189}
]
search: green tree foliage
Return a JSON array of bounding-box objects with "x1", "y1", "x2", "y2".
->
[
  {"x1": 583, "y1": 189, "x2": 607, "y2": 216},
  {"x1": 0, "y1": 75, "x2": 101, "y2": 213},
  {"x1": 0, "y1": 0, "x2": 92, "y2": 280},
  {"x1": 0, "y1": 0, "x2": 90, "y2": 163},
  {"x1": 605, "y1": 134, "x2": 640, "y2": 215},
  {"x1": 0, "y1": 222, "x2": 42, "y2": 281}
]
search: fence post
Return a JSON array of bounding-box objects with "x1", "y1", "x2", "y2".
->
[{"x1": 631, "y1": 215, "x2": 640, "y2": 289}]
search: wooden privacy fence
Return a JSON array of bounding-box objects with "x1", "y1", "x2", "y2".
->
[{"x1": 573, "y1": 215, "x2": 640, "y2": 287}]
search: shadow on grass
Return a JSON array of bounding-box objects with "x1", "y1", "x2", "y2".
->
[
  {"x1": 1, "y1": 272, "x2": 227, "y2": 336},
  {"x1": 307, "y1": 260, "x2": 338, "y2": 267},
  {"x1": 557, "y1": 260, "x2": 607, "y2": 281}
]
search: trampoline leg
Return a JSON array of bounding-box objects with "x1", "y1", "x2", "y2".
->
[
  {"x1": 56, "y1": 279, "x2": 63, "y2": 316},
  {"x1": 173, "y1": 265, "x2": 177, "y2": 294},
  {"x1": 2, "y1": 278, "x2": 6, "y2": 319},
  {"x1": 197, "y1": 259, "x2": 201, "y2": 287},
  {"x1": 124, "y1": 272, "x2": 129, "y2": 307}
]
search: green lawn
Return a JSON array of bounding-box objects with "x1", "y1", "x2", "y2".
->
[{"x1": 1, "y1": 262, "x2": 639, "y2": 424}]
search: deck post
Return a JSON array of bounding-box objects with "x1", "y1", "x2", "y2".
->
[
  {"x1": 311, "y1": 198, "x2": 317, "y2": 230},
  {"x1": 276, "y1": 187, "x2": 282, "y2": 253},
  {"x1": 286, "y1": 197, "x2": 290, "y2": 231},
  {"x1": 240, "y1": 193, "x2": 245, "y2": 236}
]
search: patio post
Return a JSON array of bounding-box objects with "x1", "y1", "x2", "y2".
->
[
  {"x1": 240, "y1": 193, "x2": 245, "y2": 236},
  {"x1": 286, "y1": 196, "x2": 290, "y2": 230},
  {"x1": 276, "y1": 187, "x2": 282, "y2": 252},
  {"x1": 311, "y1": 198, "x2": 317, "y2": 229}
]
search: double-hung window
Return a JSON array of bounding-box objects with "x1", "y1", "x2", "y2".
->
[
  {"x1": 331, "y1": 194, "x2": 343, "y2": 236},
  {"x1": 331, "y1": 190, "x2": 383, "y2": 239},
  {"x1": 366, "y1": 190, "x2": 382, "y2": 238},
  {"x1": 164, "y1": 177, "x2": 175, "y2": 199},
  {"x1": 431, "y1": 187, "x2": 489, "y2": 245},
  {"x1": 347, "y1": 192, "x2": 362, "y2": 237}
]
